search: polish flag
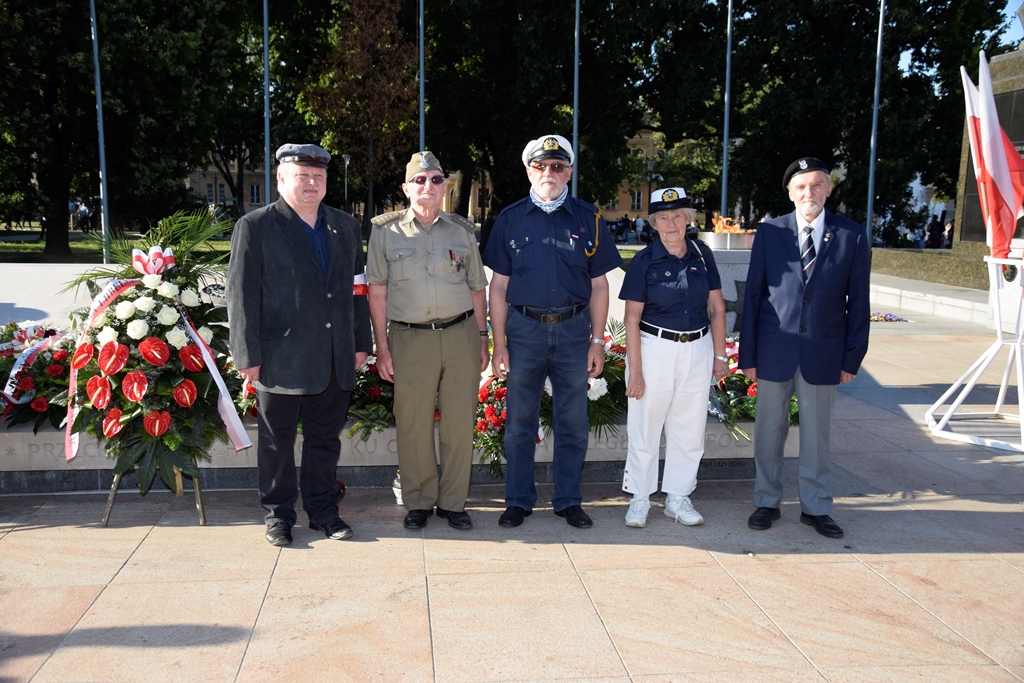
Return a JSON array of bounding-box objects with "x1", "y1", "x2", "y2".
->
[{"x1": 961, "y1": 50, "x2": 1024, "y2": 258}]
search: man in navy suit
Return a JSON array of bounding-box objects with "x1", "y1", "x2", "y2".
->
[{"x1": 738, "y1": 157, "x2": 870, "y2": 539}]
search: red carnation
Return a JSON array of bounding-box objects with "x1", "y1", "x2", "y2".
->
[
  {"x1": 368, "y1": 363, "x2": 378, "y2": 375},
  {"x1": 102, "y1": 408, "x2": 125, "y2": 438},
  {"x1": 71, "y1": 343, "x2": 95, "y2": 370},
  {"x1": 138, "y1": 337, "x2": 170, "y2": 367},
  {"x1": 367, "y1": 386, "x2": 382, "y2": 399},
  {"x1": 179, "y1": 344, "x2": 204, "y2": 372},
  {"x1": 122, "y1": 371, "x2": 149, "y2": 402},
  {"x1": 172, "y1": 379, "x2": 198, "y2": 408},
  {"x1": 478, "y1": 387, "x2": 489, "y2": 402},
  {"x1": 16, "y1": 374, "x2": 34, "y2": 391},
  {"x1": 746, "y1": 382, "x2": 758, "y2": 397},
  {"x1": 476, "y1": 420, "x2": 488, "y2": 433},
  {"x1": 30, "y1": 396, "x2": 49, "y2": 412},
  {"x1": 52, "y1": 350, "x2": 69, "y2": 362},
  {"x1": 244, "y1": 382, "x2": 257, "y2": 397},
  {"x1": 489, "y1": 414, "x2": 501, "y2": 427},
  {"x1": 484, "y1": 405, "x2": 496, "y2": 419},
  {"x1": 46, "y1": 364, "x2": 64, "y2": 377},
  {"x1": 495, "y1": 387, "x2": 506, "y2": 400},
  {"x1": 143, "y1": 410, "x2": 171, "y2": 437}
]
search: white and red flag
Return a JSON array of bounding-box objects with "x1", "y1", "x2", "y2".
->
[{"x1": 961, "y1": 50, "x2": 1024, "y2": 258}]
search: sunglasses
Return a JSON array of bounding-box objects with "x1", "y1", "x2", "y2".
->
[
  {"x1": 530, "y1": 162, "x2": 567, "y2": 174},
  {"x1": 408, "y1": 175, "x2": 446, "y2": 185}
]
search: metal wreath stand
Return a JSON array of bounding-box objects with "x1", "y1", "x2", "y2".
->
[{"x1": 925, "y1": 255, "x2": 1024, "y2": 452}]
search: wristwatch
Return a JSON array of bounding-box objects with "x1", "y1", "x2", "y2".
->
[
  {"x1": 590, "y1": 337, "x2": 605, "y2": 345},
  {"x1": 714, "y1": 354, "x2": 730, "y2": 363}
]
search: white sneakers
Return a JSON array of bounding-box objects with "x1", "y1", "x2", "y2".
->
[
  {"x1": 664, "y1": 495, "x2": 704, "y2": 526},
  {"x1": 624, "y1": 496, "x2": 704, "y2": 527},
  {"x1": 624, "y1": 499, "x2": 651, "y2": 527}
]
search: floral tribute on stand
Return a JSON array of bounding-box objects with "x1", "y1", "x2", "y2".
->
[
  {"x1": 709, "y1": 337, "x2": 798, "y2": 432},
  {"x1": 62, "y1": 211, "x2": 250, "y2": 495},
  {"x1": 1, "y1": 323, "x2": 73, "y2": 429}
]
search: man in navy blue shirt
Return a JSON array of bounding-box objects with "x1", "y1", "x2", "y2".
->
[{"x1": 483, "y1": 134, "x2": 622, "y2": 529}]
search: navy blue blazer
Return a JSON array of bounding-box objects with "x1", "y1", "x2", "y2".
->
[{"x1": 738, "y1": 210, "x2": 870, "y2": 385}]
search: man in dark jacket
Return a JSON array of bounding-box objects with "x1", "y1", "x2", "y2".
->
[{"x1": 227, "y1": 143, "x2": 372, "y2": 547}]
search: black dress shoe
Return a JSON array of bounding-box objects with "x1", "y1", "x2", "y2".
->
[
  {"x1": 554, "y1": 504, "x2": 593, "y2": 529},
  {"x1": 265, "y1": 521, "x2": 293, "y2": 547},
  {"x1": 747, "y1": 507, "x2": 781, "y2": 531},
  {"x1": 800, "y1": 513, "x2": 844, "y2": 538},
  {"x1": 498, "y1": 506, "x2": 532, "y2": 528},
  {"x1": 436, "y1": 507, "x2": 473, "y2": 530},
  {"x1": 403, "y1": 509, "x2": 433, "y2": 529},
  {"x1": 309, "y1": 516, "x2": 354, "y2": 540}
]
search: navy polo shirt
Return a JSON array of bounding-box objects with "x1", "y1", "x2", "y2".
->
[
  {"x1": 483, "y1": 196, "x2": 622, "y2": 308},
  {"x1": 619, "y1": 238, "x2": 722, "y2": 331},
  {"x1": 296, "y1": 208, "x2": 328, "y2": 274}
]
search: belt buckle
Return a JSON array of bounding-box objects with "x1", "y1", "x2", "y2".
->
[
  {"x1": 540, "y1": 313, "x2": 559, "y2": 324},
  {"x1": 431, "y1": 320, "x2": 444, "y2": 330}
]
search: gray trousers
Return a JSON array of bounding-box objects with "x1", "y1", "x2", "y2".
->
[{"x1": 752, "y1": 367, "x2": 836, "y2": 516}]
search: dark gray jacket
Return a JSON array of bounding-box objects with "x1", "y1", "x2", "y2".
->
[{"x1": 227, "y1": 198, "x2": 372, "y2": 394}]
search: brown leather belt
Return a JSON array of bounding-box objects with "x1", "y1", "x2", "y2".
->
[
  {"x1": 639, "y1": 321, "x2": 709, "y2": 343},
  {"x1": 394, "y1": 310, "x2": 473, "y2": 330},
  {"x1": 511, "y1": 303, "x2": 586, "y2": 324}
]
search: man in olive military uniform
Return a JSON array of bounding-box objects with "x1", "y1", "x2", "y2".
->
[{"x1": 366, "y1": 151, "x2": 490, "y2": 530}]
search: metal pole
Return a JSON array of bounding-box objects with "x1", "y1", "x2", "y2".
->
[
  {"x1": 571, "y1": 0, "x2": 580, "y2": 198},
  {"x1": 89, "y1": 0, "x2": 110, "y2": 264},
  {"x1": 263, "y1": 0, "x2": 271, "y2": 205},
  {"x1": 865, "y1": 0, "x2": 886, "y2": 240},
  {"x1": 720, "y1": 0, "x2": 733, "y2": 219},
  {"x1": 343, "y1": 154, "x2": 351, "y2": 212},
  {"x1": 419, "y1": 0, "x2": 425, "y2": 151}
]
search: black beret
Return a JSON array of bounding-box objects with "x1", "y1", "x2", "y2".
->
[{"x1": 783, "y1": 157, "x2": 830, "y2": 189}]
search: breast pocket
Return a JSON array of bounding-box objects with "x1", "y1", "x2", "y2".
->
[
  {"x1": 445, "y1": 248, "x2": 470, "y2": 284},
  {"x1": 645, "y1": 268, "x2": 685, "y2": 307},
  {"x1": 508, "y1": 235, "x2": 535, "y2": 274},
  {"x1": 386, "y1": 247, "x2": 416, "y2": 282}
]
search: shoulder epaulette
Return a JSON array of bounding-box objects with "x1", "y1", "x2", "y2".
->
[
  {"x1": 446, "y1": 213, "x2": 479, "y2": 233},
  {"x1": 370, "y1": 211, "x2": 404, "y2": 227}
]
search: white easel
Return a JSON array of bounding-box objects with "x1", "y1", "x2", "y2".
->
[{"x1": 924, "y1": 255, "x2": 1024, "y2": 452}]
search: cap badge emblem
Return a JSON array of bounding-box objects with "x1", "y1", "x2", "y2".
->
[
  {"x1": 419, "y1": 152, "x2": 430, "y2": 169},
  {"x1": 662, "y1": 189, "x2": 679, "y2": 201},
  {"x1": 542, "y1": 137, "x2": 559, "y2": 151},
  {"x1": 798, "y1": 159, "x2": 808, "y2": 170}
]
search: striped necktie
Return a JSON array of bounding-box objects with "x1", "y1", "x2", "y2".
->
[{"x1": 800, "y1": 226, "x2": 816, "y2": 283}]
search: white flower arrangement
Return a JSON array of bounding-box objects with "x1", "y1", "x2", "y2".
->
[
  {"x1": 115, "y1": 300, "x2": 137, "y2": 320},
  {"x1": 97, "y1": 326, "x2": 119, "y2": 345},
  {"x1": 142, "y1": 274, "x2": 163, "y2": 289},
  {"x1": 197, "y1": 326, "x2": 214, "y2": 344},
  {"x1": 587, "y1": 377, "x2": 608, "y2": 401},
  {"x1": 165, "y1": 327, "x2": 189, "y2": 349},
  {"x1": 157, "y1": 281, "x2": 180, "y2": 298},
  {"x1": 134, "y1": 296, "x2": 157, "y2": 313},
  {"x1": 179, "y1": 289, "x2": 200, "y2": 307}
]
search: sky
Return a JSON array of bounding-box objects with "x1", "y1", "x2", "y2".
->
[{"x1": 1005, "y1": 0, "x2": 1023, "y2": 46}]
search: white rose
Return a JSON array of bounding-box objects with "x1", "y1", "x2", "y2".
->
[
  {"x1": 587, "y1": 377, "x2": 608, "y2": 401},
  {"x1": 97, "y1": 326, "x2": 119, "y2": 346},
  {"x1": 126, "y1": 319, "x2": 149, "y2": 340},
  {"x1": 156, "y1": 305, "x2": 180, "y2": 326},
  {"x1": 142, "y1": 274, "x2": 163, "y2": 289},
  {"x1": 157, "y1": 281, "x2": 179, "y2": 298},
  {"x1": 114, "y1": 300, "x2": 137, "y2": 319},
  {"x1": 165, "y1": 327, "x2": 189, "y2": 349},
  {"x1": 134, "y1": 296, "x2": 157, "y2": 313},
  {"x1": 179, "y1": 289, "x2": 200, "y2": 307},
  {"x1": 197, "y1": 326, "x2": 214, "y2": 344},
  {"x1": 90, "y1": 311, "x2": 109, "y2": 328}
]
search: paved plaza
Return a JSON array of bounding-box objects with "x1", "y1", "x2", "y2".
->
[{"x1": 0, "y1": 265, "x2": 1023, "y2": 682}]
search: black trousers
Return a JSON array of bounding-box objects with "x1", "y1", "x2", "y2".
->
[{"x1": 255, "y1": 372, "x2": 351, "y2": 526}]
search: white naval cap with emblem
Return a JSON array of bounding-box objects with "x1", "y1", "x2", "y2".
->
[
  {"x1": 648, "y1": 187, "x2": 693, "y2": 215},
  {"x1": 521, "y1": 134, "x2": 575, "y2": 167}
]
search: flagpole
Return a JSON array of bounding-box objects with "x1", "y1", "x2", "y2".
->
[
  {"x1": 89, "y1": 0, "x2": 111, "y2": 264},
  {"x1": 571, "y1": 0, "x2": 580, "y2": 198},
  {"x1": 865, "y1": 0, "x2": 885, "y2": 242}
]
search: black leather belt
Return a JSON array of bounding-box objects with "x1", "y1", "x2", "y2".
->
[
  {"x1": 511, "y1": 303, "x2": 586, "y2": 324},
  {"x1": 394, "y1": 310, "x2": 473, "y2": 330},
  {"x1": 639, "y1": 321, "x2": 709, "y2": 343}
]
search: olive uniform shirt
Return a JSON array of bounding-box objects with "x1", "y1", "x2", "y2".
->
[{"x1": 366, "y1": 209, "x2": 487, "y2": 322}]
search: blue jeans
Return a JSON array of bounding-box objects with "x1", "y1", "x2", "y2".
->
[{"x1": 504, "y1": 306, "x2": 591, "y2": 511}]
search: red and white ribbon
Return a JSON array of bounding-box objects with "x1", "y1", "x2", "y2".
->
[{"x1": 132, "y1": 246, "x2": 176, "y2": 275}]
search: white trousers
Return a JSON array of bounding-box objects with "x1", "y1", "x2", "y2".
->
[{"x1": 623, "y1": 331, "x2": 713, "y2": 498}]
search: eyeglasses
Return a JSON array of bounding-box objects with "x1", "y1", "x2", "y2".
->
[
  {"x1": 530, "y1": 162, "x2": 567, "y2": 174},
  {"x1": 408, "y1": 175, "x2": 446, "y2": 185}
]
